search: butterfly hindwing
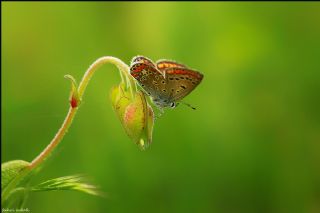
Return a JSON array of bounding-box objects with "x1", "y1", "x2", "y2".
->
[
  {"x1": 164, "y1": 67, "x2": 203, "y2": 102},
  {"x1": 156, "y1": 59, "x2": 187, "y2": 72}
]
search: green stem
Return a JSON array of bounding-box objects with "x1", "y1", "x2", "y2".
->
[
  {"x1": 29, "y1": 56, "x2": 135, "y2": 170},
  {"x1": 78, "y1": 56, "x2": 136, "y2": 99}
]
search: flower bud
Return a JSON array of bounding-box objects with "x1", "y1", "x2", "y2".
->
[{"x1": 110, "y1": 84, "x2": 154, "y2": 150}]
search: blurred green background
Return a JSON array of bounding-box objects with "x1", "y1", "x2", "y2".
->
[{"x1": 2, "y1": 2, "x2": 320, "y2": 213}]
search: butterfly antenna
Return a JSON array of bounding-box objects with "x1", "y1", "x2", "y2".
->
[{"x1": 180, "y1": 101, "x2": 196, "y2": 110}]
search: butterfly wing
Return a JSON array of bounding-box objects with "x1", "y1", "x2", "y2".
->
[
  {"x1": 130, "y1": 56, "x2": 204, "y2": 107},
  {"x1": 164, "y1": 67, "x2": 203, "y2": 102},
  {"x1": 156, "y1": 59, "x2": 187, "y2": 73},
  {"x1": 130, "y1": 62, "x2": 172, "y2": 102},
  {"x1": 131, "y1": 56, "x2": 155, "y2": 68}
]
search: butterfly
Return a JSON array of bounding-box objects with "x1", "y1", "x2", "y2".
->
[{"x1": 130, "y1": 55, "x2": 203, "y2": 110}]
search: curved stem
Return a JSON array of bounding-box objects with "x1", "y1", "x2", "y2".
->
[
  {"x1": 78, "y1": 56, "x2": 136, "y2": 99},
  {"x1": 29, "y1": 56, "x2": 135, "y2": 170},
  {"x1": 29, "y1": 107, "x2": 76, "y2": 169}
]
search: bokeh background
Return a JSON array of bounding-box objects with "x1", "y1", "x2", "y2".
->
[{"x1": 2, "y1": 2, "x2": 320, "y2": 213}]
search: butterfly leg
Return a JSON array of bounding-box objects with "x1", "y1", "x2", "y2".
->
[{"x1": 154, "y1": 106, "x2": 164, "y2": 120}]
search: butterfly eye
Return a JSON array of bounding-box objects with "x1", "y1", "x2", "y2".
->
[{"x1": 170, "y1": 102, "x2": 176, "y2": 108}]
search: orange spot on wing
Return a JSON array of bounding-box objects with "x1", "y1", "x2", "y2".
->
[
  {"x1": 167, "y1": 68, "x2": 203, "y2": 79},
  {"x1": 131, "y1": 64, "x2": 146, "y2": 74},
  {"x1": 131, "y1": 73, "x2": 139, "y2": 78}
]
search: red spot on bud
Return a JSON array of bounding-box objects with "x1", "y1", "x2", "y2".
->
[
  {"x1": 70, "y1": 96, "x2": 78, "y2": 108},
  {"x1": 124, "y1": 105, "x2": 137, "y2": 123}
]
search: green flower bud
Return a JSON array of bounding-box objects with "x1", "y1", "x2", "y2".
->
[{"x1": 111, "y1": 84, "x2": 154, "y2": 150}]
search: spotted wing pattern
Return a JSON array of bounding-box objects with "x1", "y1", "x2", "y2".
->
[
  {"x1": 130, "y1": 62, "x2": 172, "y2": 102},
  {"x1": 130, "y1": 56, "x2": 204, "y2": 108},
  {"x1": 163, "y1": 67, "x2": 203, "y2": 102}
]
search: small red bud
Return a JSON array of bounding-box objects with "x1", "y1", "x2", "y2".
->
[{"x1": 70, "y1": 96, "x2": 78, "y2": 108}]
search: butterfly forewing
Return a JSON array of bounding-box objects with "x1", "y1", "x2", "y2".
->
[
  {"x1": 130, "y1": 62, "x2": 171, "y2": 100},
  {"x1": 131, "y1": 56, "x2": 155, "y2": 68}
]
